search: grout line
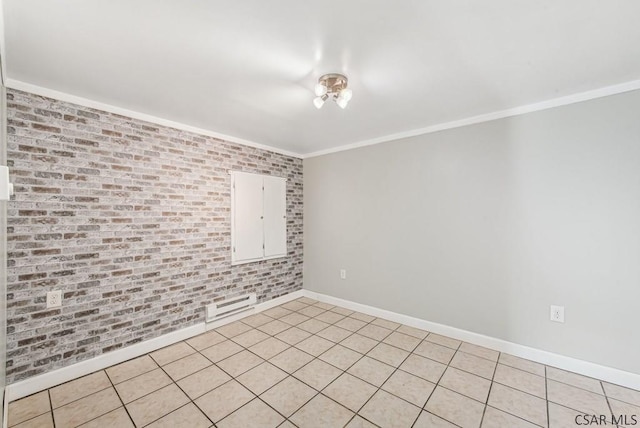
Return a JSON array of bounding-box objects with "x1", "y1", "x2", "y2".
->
[
  {"x1": 478, "y1": 350, "x2": 500, "y2": 427},
  {"x1": 103, "y1": 367, "x2": 137, "y2": 427}
]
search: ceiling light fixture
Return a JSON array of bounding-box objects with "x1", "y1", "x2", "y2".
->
[{"x1": 313, "y1": 73, "x2": 352, "y2": 109}]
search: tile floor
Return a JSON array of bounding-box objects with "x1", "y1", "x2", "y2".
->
[{"x1": 7, "y1": 297, "x2": 640, "y2": 427}]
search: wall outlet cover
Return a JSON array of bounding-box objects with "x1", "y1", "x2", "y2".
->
[
  {"x1": 47, "y1": 290, "x2": 62, "y2": 308},
  {"x1": 550, "y1": 305, "x2": 565, "y2": 323},
  {"x1": 340, "y1": 269, "x2": 347, "y2": 280}
]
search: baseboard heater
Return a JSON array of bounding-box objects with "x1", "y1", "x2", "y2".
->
[{"x1": 206, "y1": 293, "x2": 257, "y2": 323}]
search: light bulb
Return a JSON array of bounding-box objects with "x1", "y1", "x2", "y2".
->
[
  {"x1": 336, "y1": 97, "x2": 349, "y2": 109},
  {"x1": 313, "y1": 96, "x2": 325, "y2": 109},
  {"x1": 314, "y1": 83, "x2": 327, "y2": 97},
  {"x1": 339, "y1": 88, "x2": 353, "y2": 102}
]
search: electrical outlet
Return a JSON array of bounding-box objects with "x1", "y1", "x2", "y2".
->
[
  {"x1": 340, "y1": 269, "x2": 347, "y2": 280},
  {"x1": 47, "y1": 290, "x2": 62, "y2": 308},
  {"x1": 550, "y1": 305, "x2": 564, "y2": 323}
]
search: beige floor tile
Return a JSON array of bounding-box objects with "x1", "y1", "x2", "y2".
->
[
  {"x1": 125, "y1": 384, "x2": 189, "y2": 426},
  {"x1": 163, "y1": 352, "x2": 212, "y2": 381},
  {"x1": 316, "y1": 325, "x2": 352, "y2": 343},
  {"x1": 296, "y1": 297, "x2": 319, "y2": 305},
  {"x1": 340, "y1": 333, "x2": 378, "y2": 354},
  {"x1": 323, "y1": 373, "x2": 377, "y2": 412},
  {"x1": 425, "y1": 333, "x2": 462, "y2": 350},
  {"x1": 314, "y1": 311, "x2": 345, "y2": 324},
  {"x1": 242, "y1": 313, "x2": 273, "y2": 328},
  {"x1": 372, "y1": 318, "x2": 401, "y2": 330},
  {"x1": 335, "y1": 317, "x2": 367, "y2": 332},
  {"x1": 8, "y1": 391, "x2": 51, "y2": 426},
  {"x1": 249, "y1": 337, "x2": 290, "y2": 360},
  {"x1": 313, "y1": 302, "x2": 335, "y2": 311},
  {"x1": 397, "y1": 325, "x2": 430, "y2": 339},
  {"x1": 440, "y1": 367, "x2": 491, "y2": 403},
  {"x1": 115, "y1": 368, "x2": 173, "y2": 403},
  {"x1": 603, "y1": 382, "x2": 640, "y2": 407},
  {"x1": 216, "y1": 320, "x2": 254, "y2": 338},
  {"x1": 146, "y1": 403, "x2": 211, "y2": 428},
  {"x1": 237, "y1": 362, "x2": 288, "y2": 395},
  {"x1": 12, "y1": 412, "x2": 54, "y2": 428},
  {"x1": 413, "y1": 411, "x2": 459, "y2": 428},
  {"x1": 290, "y1": 394, "x2": 354, "y2": 428},
  {"x1": 425, "y1": 386, "x2": 485, "y2": 428},
  {"x1": 232, "y1": 328, "x2": 270, "y2": 348},
  {"x1": 262, "y1": 306, "x2": 293, "y2": 319},
  {"x1": 106, "y1": 355, "x2": 158, "y2": 384},
  {"x1": 347, "y1": 356, "x2": 395, "y2": 387},
  {"x1": 547, "y1": 366, "x2": 603, "y2": 394},
  {"x1": 345, "y1": 415, "x2": 377, "y2": 428},
  {"x1": 330, "y1": 306, "x2": 354, "y2": 316},
  {"x1": 53, "y1": 388, "x2": 121, "y2": 428},
  {"x1": 400, "y1": 354, "x2": 447, "y2": 383},
  {"x1": 280, "y1": 312, "x2": 310, "y2": 326},
  {"x1": 261, "y1": 376, "x2": 317, "y2": 417},
  {"x1": 218, "y1": 350, "x2": 264, "y2": 377},
  {"x1": 488, "y1": 383, "x2": 547, "y2": 427},
  {"x1": 349, "y1": 312, "x2": 375, "y2": 323},
  {"x1": 360, "y1": 390, "x2": 421, "y2": 428},
  {"x1": 177, "y1": 364, "x2": 232, "y2": 399},
  {"x1": 294, "y1": 359, "x2": 342, "y2": 390},
  {"x1": 382, "y1": 369, "x2": 436, "y2": 407},
  {"x1": 258, "y1": 319, "x2": 292, "y2": 335},
  {"x1": 275, "y1": 326, "x2": 311, "y2": 345},
  {"x1": 608, "y1": 399, "x2": 639, "y2": 426},
  {"x1": 548, "y1": 402, "x2": 589, "y2": 428},
  {"x1": 481, "y1": 406, "x2": 541, "y2": 428},
  {"x1": 383, "y1": 331, "x2": 421, "y2": 352},
  {"x1": 298, "y1": 318, "x2": 330, "y2": 334},
  {"x1": 494, "y1": 364, "x2": 545, "y2": 398},
  {"x1": 450, "y1": 351, "x2": 496, "y2": 380},
  {"x1": 150, "y1": 342, "x2": 196, "y2": 366},
  {"x1": 298, "y1": 305, "x2": 326, "y2": 318},
  {"x1": 78, "y1": 407, "x2": 133, "y2": 428},
  {"x1": 49, "y1": 371, "x2": 111, "y2": 409},
  {"x1": 295, "y1": 335, "x2": 334, "y2": 356},
  {"x1": 357, "y1": 324, "x2": 392, "y2": 341},
  {"x1": 194, "y1": 380, "x2": 254, "y2": 423},
  {"x1": 186, "y1": 330, "x2": 225, "y2": 351},
  {"x1": 282, "y1": 300, "x2": 309, "y2": 311},
  {"x1": 318, "y1": 344, "x2": 362, "y2": 370},
  {"x1": 413, "y1": 340, "x2": 456, "y2": 364},
  {"x1": 498, "y1": 353, "x2": 545, "y2": 377},
  {"x1": 459, "y1": 343, "x2": 499, "y2": 362},
  {"x1": 547, "y1": 379, "x2": 610, "y2": 416},
  {"x1": 367, "y1": 342, "x2": 409, "y2": 367},
  {"x1": 200, "y1": 339, "x2": 243, "y2": 362},
  {"x1": 269, "y1": 347, "x2": 314, "y2": 373},
  {"x1": 218, "y1": 398, "x2": 284, "y2": 428}
]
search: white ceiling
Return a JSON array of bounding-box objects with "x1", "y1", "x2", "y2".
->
[{"x1": 3, "y1": 1, "x2": 640, "y2": 156}]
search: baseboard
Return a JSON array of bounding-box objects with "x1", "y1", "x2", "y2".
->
[
  {"x1": 303, "y1": 290, "x2": 640, "y2": 391},
  {"x1": 5, "y1": 289, "x2": 304, "y2": 403}
]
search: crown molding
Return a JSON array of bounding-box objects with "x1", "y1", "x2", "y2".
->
[
  {"x1": 4, "y1": 79, "x2": 304, "y2": 159},
  {"x1": 303, "y1": 79, "x2": 640, "y2": 158}
]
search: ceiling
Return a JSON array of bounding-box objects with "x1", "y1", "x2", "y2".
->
[{"x1": 3, "y1": 1, "x2": 640, "y2": 156}]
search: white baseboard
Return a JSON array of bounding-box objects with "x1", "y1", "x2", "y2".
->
[
  {"x1": 4, "y1": 289, "x2": 304, "y2": 403},
  {"x1": 303, "y1": 290, "x2": 640, "y2": 391}
]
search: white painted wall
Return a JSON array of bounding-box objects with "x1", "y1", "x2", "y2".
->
[{"x1": 304, "y1": 90, "x2": 640, "y2": 374}]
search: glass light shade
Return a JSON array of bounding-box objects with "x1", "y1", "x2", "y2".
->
[
  {"x1": 336, "y1": 97, "x2": 349, "y2": 109},
  {"x1": 339, "y1": 88, "x2": 353, "y2": 102},
  {"x1": 314, "y1": 83, "x2": 327, "y2": 97},
  {"x1": 313, "y1": 96, "x2": 325, "y2": 109}
]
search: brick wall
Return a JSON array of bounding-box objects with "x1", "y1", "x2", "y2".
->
[{"x1": 5, "y1": 89, "x2": 303, "y2": 384}]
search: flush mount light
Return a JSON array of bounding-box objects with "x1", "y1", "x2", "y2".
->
[{"x1": 313, "y1": 73, "x2": 353, "y2": 109}]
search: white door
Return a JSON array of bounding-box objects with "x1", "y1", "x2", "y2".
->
[
  {"x1": 232, "y1": 172, "x2": 264, "y2": 263},
  {"x1": 263, "y1": 176, "x2": 287, "y2": 257}
]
